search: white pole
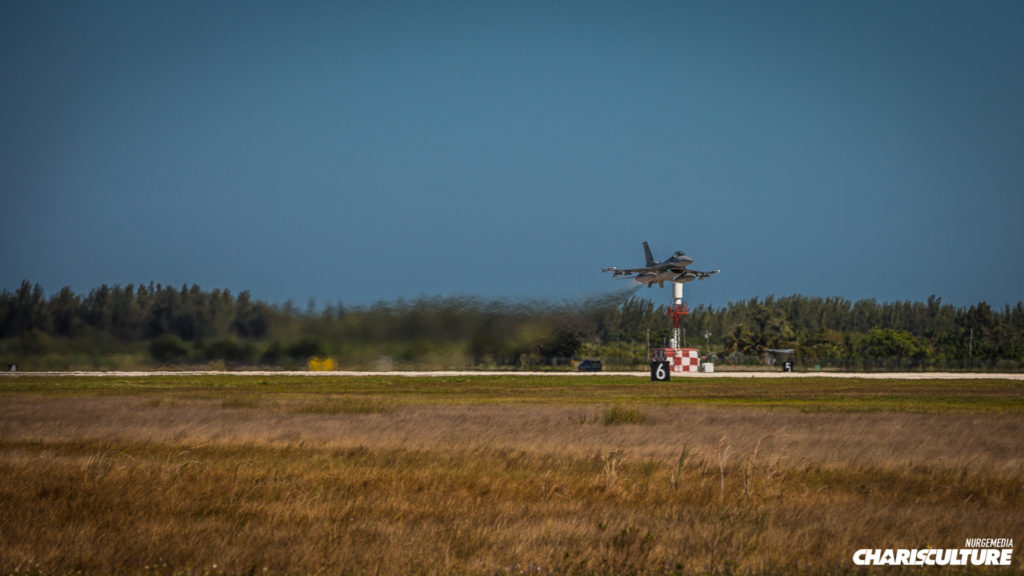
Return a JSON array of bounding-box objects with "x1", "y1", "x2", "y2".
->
[{"x1": 671, "y1": 283, "x2": 683, "y2": 348}]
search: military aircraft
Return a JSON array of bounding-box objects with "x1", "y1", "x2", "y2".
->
[{"x1": 603, "y1": 241, "x2": 720, "y2": 288}]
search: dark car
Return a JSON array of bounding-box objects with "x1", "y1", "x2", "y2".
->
[{"x1": 577, "y1": 359, "x2": 603, "y2": 372}]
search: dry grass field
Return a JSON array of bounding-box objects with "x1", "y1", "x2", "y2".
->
[{"x1": 1, "y1": 374, "x2": 1022, "y2": 575}]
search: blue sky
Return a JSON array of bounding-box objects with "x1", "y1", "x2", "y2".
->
[{"x1": 3, "y1": 1, "x2": 1022, "y2": 310}]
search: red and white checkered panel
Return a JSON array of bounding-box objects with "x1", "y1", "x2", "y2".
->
[{"x1": 668, "y1": 348, "x2": 700, "y2": 372}]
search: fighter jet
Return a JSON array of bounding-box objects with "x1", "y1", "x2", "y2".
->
[{"x1": 603, "y1": 241, "x2": 720, "y2": 288}]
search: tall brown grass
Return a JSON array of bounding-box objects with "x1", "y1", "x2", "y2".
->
[{"x1": 2, "y1": 393, "x2": 1022, "y2": 575}]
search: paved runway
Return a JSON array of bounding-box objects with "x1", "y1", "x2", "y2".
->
[{"x1": 6, "y1": 370, "x2": 1023, "y2": 380}]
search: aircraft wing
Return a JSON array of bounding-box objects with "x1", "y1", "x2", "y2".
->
[
  {"x1": 690, "y1": 269, "x2": 721, "y2": 280},
  {"x1": 601, "y1": 267, "x2": 651, "y2": 278}
]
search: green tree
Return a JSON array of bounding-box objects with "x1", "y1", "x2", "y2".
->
[
  {"x1": 150, "y1": 334, "x2": 189, "y2": 364},
  {"x1": 289, "y1": 337, "x2": 325, "y2": 361},
  {"x1": 863, "y1": 328, "x2": 928, "y2": 359},
  {"x1": 4, "y1": 281, "x2": 49, "y2": 336},
  {"x1": 50, "y1": 286, "x2": 82, "y2": 336},
  {"x1": 538, "y1": 329, "x2": 582, "y2": 360},
  {"x1": 232, "y1": 291, "x2": 271, "y2": 338}
]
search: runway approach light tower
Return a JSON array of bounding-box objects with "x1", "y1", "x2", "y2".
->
[
  {"x1": 667, "y1": 282, "x2": 688, "y2": 348},
  {"x1": 652, "y1": 282, "x2": 701, "y2": 379}
]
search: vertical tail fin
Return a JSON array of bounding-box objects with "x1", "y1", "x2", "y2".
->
[{"x1": 642, "y1": 241, "x2": 655, "y2": 267}]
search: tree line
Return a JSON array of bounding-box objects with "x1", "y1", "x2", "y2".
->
[{"x1": 1, "y1": 280, "x2": 1022, "y2": 371}]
